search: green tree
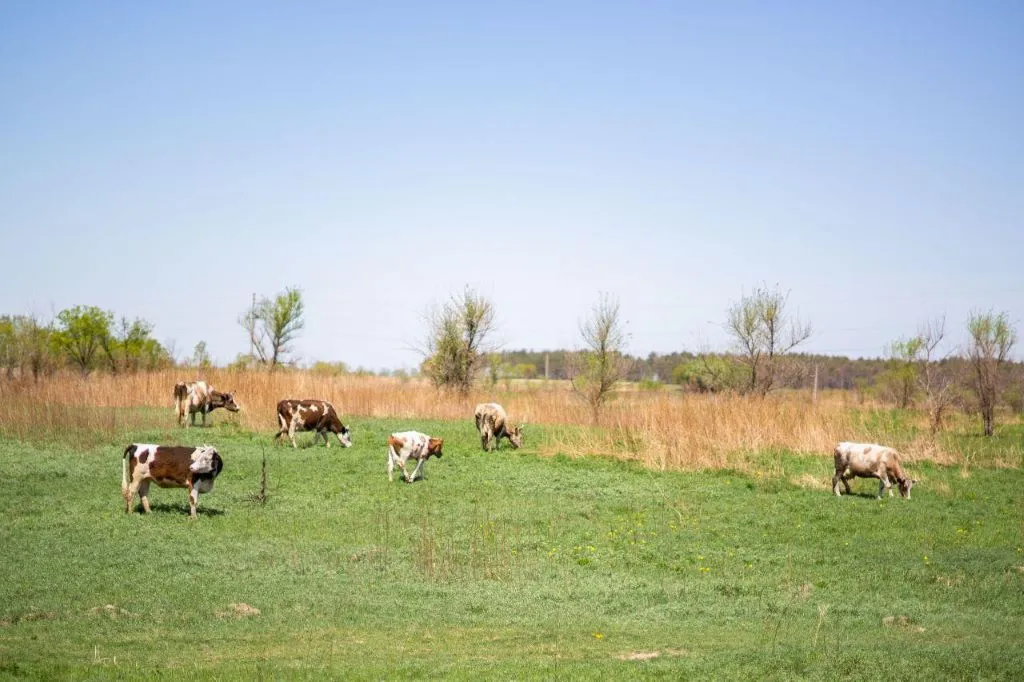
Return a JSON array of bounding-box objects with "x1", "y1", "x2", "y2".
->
[
  {"x1": 570, "y1": 293, "x2": 632, "y2": 424},
  {"x1": 191, "y1": 341, "x2": 213, "y2": 369},
  {"x1": 966, "y1": 311, "x2": 1017, "y2": 436},
  {"x1": 726, "y1": 285, "x2": 811, "y2": 395},
  {"x1": 422, "y1": 287, "x2": 497, "y2": 395},
  {"x1": 310, "y1": 361, "x2": 348, "y2": 376},
  {"x1": 52, "y1": 306, "x2": 114, "y2": 375},
  {"x1": 879, "y1": 336, "x2": 924, "y2": 408},
  {"x1": 104, "y1": 317, "x2": 160, "y2": 373},
  {"x1": 0, "y1": 316, "x2": 16, "y2": 379},
  {"x1": 241, "y1": 287, "x2": 305, "y2": 369},
  {"x1": 672, "y1": 355, "x2": 743, "y2": 393}
]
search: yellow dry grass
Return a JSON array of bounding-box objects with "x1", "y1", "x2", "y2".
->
[{"x1": 0, "y1": 369, "x2": 959, "y2": 471}]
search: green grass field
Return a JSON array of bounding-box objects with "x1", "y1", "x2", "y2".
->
[{"x1": 1, "y1": 416, "x2": 1022, "y2": 679}]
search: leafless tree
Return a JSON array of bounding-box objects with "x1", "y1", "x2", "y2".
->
[
  {"x1": 914, "y1": 317, "x2": 957, "y2": 434},
  {"x1": 726, "y1": 285, "x2": 811, "y2": 395},
  {"x1": 421, "y1": 287, "x2": 496, "y2": 395},
  {"x1": 966, "y1": 311, "x2": 1017, "y2": 436},
  {"x1": 570, "y1": 293, "x2": 632, "y2": 423}
]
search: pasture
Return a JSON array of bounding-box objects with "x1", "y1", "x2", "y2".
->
[{"x1": 1, "y1": 412, "x2": 1022, "y2": 679}]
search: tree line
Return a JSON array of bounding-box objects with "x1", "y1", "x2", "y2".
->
[
  {"x1": 2, "y1": 285, "x2": 1019, "y2": 436},
  {"x1": 0, "y1": 307, "x2": 173, "y2": 378}
]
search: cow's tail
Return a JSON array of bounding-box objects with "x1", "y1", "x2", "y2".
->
[
  {"x1": 122, "y1": 445, "x2": 134, "y2": 495},
  {"x1": 173, "y1": 382, "x2": 187, "y2": 414}
]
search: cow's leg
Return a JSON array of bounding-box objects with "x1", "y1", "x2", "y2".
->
[
  {"x1": 387, "y1": 452, "x2": 396, "y2": 481},
  {"x1": 397, "y1": 457, "x2": 411, "y2": 483},
  {"x1": 840, "y1": 471, "x2": 853, "y2": 495},
  {"x1": 881, "y1": 475, "x2": 894, "y2": 498},
  {"x1": 409, "y1": 458, "x2": 426, "y2": 483},
  {"x1": 201, "y1": 409, "x2": 208, "y2": 427},
  {"x1": 322, "y1": 429, "x2": 330, "y2": 448},
  {"x1": 875, "y1": 472, "x2": 887, "y2": 499},
  {"x1": 124, "y1": 480, "x2": 139, "y2": 513},
  {"x1": 289, "y1": 419, "x2": 298, "y2": 448},
  {"x1": 188, "y1": 484, "x2": 199, "y2": 518},
  {"x1": 832, "y1": 471, "x2": 843, "y2": 496},
  {"x1": 138, "y1": 480, "x2": 152, "y2": 513}
]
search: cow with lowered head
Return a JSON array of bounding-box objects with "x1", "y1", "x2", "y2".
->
[
  {"x1": 833, "y1": 442, "x2": 918, "y2": 499},
  {"x1": 122, "y1": 443, "x2": 224, "y2": 518},
  {"x1": 174, "y1": 381, "x2": 239, "y2": 428},
  {"x1": 387, "y1": 431, "x2": 443, "y2": 483},
  {"x1": 274, "y1": 399, "x2": 352, "y2": 448},
  {"x1": 474, "y1": 402, "x2": 523, "y2": 451}
]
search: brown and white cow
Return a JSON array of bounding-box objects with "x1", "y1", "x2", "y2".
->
[
  {"x1": 474, "y1": 402, "x2": 523, "y2": 451},
  {"x1": 832, "y1": 442, "x2": 918, "y2": 499},
  {"x1": 387, "y1": 431, "x2": 444, "y2": 483},
  {"x1": 174, "y1": 381, "x2": 240, "y2": 428},
  {"x1": 122, "y1": 443, "x2": 224, "y2": 518},
  {"x1": 274, "y1": 399, "x2": 352, "y2": 448}
]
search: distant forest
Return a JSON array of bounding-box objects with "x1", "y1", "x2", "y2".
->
[{"x1": 493, "y1": 349, "x2": 1024, "y2": 401}]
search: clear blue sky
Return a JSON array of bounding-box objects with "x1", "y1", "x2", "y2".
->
[{"x1": 1, "y1": 1, "x2": 1021, "y2": 369}]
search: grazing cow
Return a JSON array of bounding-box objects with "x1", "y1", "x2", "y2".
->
[
  {"x1": 174, "y1": 381, "x2": 239, "y2": 428},
  {"x1": 387, "y1": 431, "x2": 444, "y2": 483},
  {"x1": 274, "y1": 399, "x2": 352, "y2": 448},
  {"x1": 832, "y1": 442, "x2": 918, "y2": 499},
  {"x1": 474, "y1": 402, "x2": 524, "y2": 451},
  {"x1": 122, "y1": 443, "x2": 224, "y2": 518}
]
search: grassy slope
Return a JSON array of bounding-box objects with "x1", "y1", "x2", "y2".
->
[{"x1": 0, "y1": 417, "x2": 1022, "y2": 680}]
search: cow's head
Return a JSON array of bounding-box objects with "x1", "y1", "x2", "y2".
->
[
  {"x1": 427, "y1": 437, "x2": 444, "y2": 458},
  {"x1": 190, "y1": 446, "x2": 220, "y2": 474},
  {"x1": 508, "y1": 424, "x2": 524, "y2": 449},
  {"x1": 898, "y1": 478, "x2": 918, "y2": 499},
  {"x1": 222, "y1": 391, "x2": 240, "y2": 412},
  {"x1": 337, "y1": 425, "x2": 353, "y2": 448}
]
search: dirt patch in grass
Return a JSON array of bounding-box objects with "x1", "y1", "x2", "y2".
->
[
  {"x1": 1, "y1": 610, "x2": 58, "y2": 626},
  {"x1": 618, "y1": 648, "x2": 687, "y2": 661},
  {"x1": 216, "y1": 603, "x2": 261, "y2": 618},
  {"x1": 790, "y1": 473, "x2": 829, "y2": 491},
  {"x1": 88, "y1": 604, "x2": 136, "y2": 619},
  {"x1": 883, "y1": 615, "x2": 925, "y2": 633}
]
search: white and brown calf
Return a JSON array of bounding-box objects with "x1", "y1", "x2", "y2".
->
[
  {"x1": 274, "y1": 399, "x2": 352, "y2": 448},
  {"x1": 387, "y1": 431, "x2": 444, "y2": 483},
  {"x1": 122, "y1": 443, "x2": 224, "y2": 518},
  {"x1": 174, "y1": 381, "x2": 240, "y2": 428},
  {"x1": 833, "y1": 442, "x2": 917, "y2": 499},
  {"x1": 474, "y1": 402, "x2": 523, "y2": 451}
]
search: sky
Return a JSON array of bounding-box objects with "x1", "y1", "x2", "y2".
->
[{"x1": 1, "y1": 1, "x2": 1021, "y2": 370}]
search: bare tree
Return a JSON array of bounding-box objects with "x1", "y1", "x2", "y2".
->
[
  {"x1": 240, "y1": 288, "x2": 305, "y2": 370},
  {"x1": 421, "y1": 287, "x2": 496, "y2": 395},
  {"x1": 726, "y1": 285, "x2": 811, "y2": 395},
  {"x1": 966, "y1": 311, "x2": 1017, "y2": 436},
  {"x1": 570, "y1": 293, "x2": 632, "y2": 423},
  {"x1": 915, "y1": 317, "x2": 957, "y2": 434}
]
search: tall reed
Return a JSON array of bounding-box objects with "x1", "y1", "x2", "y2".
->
[{"x1": 0, "y1": 370, "x2": 961, "y2": 469}]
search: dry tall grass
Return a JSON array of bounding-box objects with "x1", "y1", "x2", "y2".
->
[{"x1": 0, "y1": 369, "x2": 961, "y2": 470}]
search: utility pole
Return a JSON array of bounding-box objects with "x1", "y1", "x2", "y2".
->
[
  {"x1": 544, "y1": 353, "x2": 550, "y2": 380},
  {"x1": 812, "y1": 363, "x2": 819, "y2": 405}
]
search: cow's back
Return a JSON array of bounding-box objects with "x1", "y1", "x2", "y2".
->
[
  {"x1": 475, "y1": 403, "x2": 507, "y2": 432},
  {"x1": 835, "y1": 442, "x2": 895, "y2": 475}
]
